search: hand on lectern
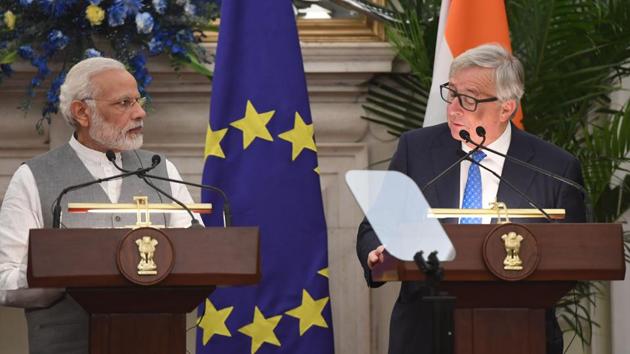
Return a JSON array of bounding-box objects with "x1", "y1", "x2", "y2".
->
[{"x1": 367, "y1": 245, "x2": 386, "y2": 270}]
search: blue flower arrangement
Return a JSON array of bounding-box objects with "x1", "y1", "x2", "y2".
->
[{"x1": 0, "y1": 0, "x2": 218, "y2": 127}]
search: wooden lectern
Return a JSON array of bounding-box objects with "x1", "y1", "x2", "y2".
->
[
  {"x1": 27, "y1": 227, "x2": 260, "y2": 354},
  {"x1": 371, "y1": 223, "x2": 625, "y2": 354}
]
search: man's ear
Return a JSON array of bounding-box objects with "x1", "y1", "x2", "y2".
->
[
  {"x1": 500, "y1": 99, "x2": 517, "y2": 122},
  {"x1": 70, "y1": 100, "x2": 91, "y2": 128}
]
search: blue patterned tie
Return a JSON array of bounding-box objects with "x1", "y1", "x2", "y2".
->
[{"x1": 460, "y1": 150, "x2": 487, "y2": 224}]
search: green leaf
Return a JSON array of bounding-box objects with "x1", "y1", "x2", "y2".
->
[
  {"x1": 0, "y1": 49, "x2": 17, "y2": 65},
  {"x1": 183, "y1": 51, "x2": 213, "y2": 79}
]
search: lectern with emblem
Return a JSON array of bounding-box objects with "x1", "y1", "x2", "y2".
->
[
  {"x1": 347, "y1": 170, "x2": 625, "y2": 354},
  {"x1": 27, "y1": 198, "x2": 260, "y2": 354}
]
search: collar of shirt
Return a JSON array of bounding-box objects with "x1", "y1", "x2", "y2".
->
[
  {"x1": 68, "y1": 135, "x2": 122, "y2": 203},
  {"x1": 68, "y1": 135, "x2": 122, "y2": 167}
]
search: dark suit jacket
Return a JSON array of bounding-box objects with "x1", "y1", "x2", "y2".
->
[{"x1": 356, "y1": 123, "x2": 586, "y2": 354}]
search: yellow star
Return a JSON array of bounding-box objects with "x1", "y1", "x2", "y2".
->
[
  {"x1": 278, "y1": 112, "x2": 317, "y2": 161},
  {"x1": 238, "y1": 306, "x2": 282, "y2": 354},
  {"x1": 317, "y1": 268, "x2": 329, "y2": 278},
  {"x1": 285, "y1": 289, "x2": 329, "y2": 336},
  {"x1": 314, "y1": 166, "x2": 320, "y2": 175},
  {"x1": 230, "y1": 100, "x2": 275, "y2": 149},
  {"x1": 198, "y1": 299, "x2": 233, "y2": 345},
  {"x1": 204, "y1": 124, "x2": 228, "y2": 159}
]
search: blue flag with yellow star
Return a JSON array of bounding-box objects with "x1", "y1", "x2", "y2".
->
[{"x1": 197, "y1": 1, "x2": 334, "y2": 354}]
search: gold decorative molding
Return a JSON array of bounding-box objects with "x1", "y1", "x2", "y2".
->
[
  {"x1": 202, "y1": 1, "x2": 386, "y2": 43},
  {"x1": 428, "y1": 208, "x2": 566, "y2": 220},
  {"x1": 297, "y1": 17, "x2": 385, "y2": 42}
]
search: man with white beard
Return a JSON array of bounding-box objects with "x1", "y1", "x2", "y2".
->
[{"x1": 0, "y1": 57, "x2": 201, "y2": 354}]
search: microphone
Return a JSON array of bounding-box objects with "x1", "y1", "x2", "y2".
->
[
  {"x1": 463, "y1": 127, "x2": 593, "y2": 222},
  {"x1": 456, "y1": 150, "x2": 552, "y2": 221},
  {"x1": 476, "y1": 126, "x2": 486, "y2": 139},
  {"x1": 51, "y1": 155, "x2": 161, "y2": 228},
  {"x1": 105, "y1": 150, "x2": 232, "y2": 227},
  {"x1": 420, "y1": 130, "x2": 486, "y2": 192},
  {"x1": 106, "y1": 151, "x2": 202, "y2": 228},
  {"x1": 106, "y1": 150, "x2": 161, "y2": 169},
  {"x1": 459, "y1": 129, "x2": 472, "y2": 142}
]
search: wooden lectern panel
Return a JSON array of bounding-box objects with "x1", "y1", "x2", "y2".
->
[
  {"x1": 454, "y1": 309, "x2": 545, "y2": 354},
  {"x1": 28, "y1": 227, "x2": 260, "y2": 288},
  {"x1": 90, "y1": 313, "x2": 186, "y2": 354},
  {"x1": 27, "y1": 227, "x2": 260, "y2": 354},
  {"x1": 372, "y1": 223, "x2": 625, "y2": 283},
  {"x1": 369, "y1": 223, "x2": 625, "y2": 354}
]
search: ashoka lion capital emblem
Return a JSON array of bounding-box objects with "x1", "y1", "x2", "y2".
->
[
  {"x1": 501, "y1": 231, "x2": 524, "y2": 271},
  {"x1": 136, "y1": 236, "x2": 158, "y2": 275}
]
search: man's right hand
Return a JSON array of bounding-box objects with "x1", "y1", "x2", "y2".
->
[{"x1": 367, "y1": 245, "x2": 386, "y2": 270}]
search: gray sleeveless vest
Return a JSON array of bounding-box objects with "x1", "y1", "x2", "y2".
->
[{"x1": 23, "y1": 143, "x2": 172, "y2": 354}]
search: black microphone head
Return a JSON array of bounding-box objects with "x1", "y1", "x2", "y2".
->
[
  {"x1": 475, "y1": 126, "x2": 486, "y2": 138},
  {"x1": 151, "y1": 155, "x2": 161, "y2": 166},
  {"x1": 105, "y1": 150, "x2": 116, "y2": 162},
  {"x1": 459, "y1": 130, "x2": 471, "y2": 142},
  {"x1": 456, "y1": 149, "x2": 466, "y2": 158}
]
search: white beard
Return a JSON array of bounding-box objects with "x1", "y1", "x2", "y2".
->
[{"x1": 89, "y1": 111, "x2": 143, "y2": 151}]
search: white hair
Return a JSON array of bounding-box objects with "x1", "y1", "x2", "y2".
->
[
  {"x1": 450, "y1": 44, "x2": 524, "y2": 102},
  {"x1": 58, "y1": 57, "x2": 126, "y2": 128}
]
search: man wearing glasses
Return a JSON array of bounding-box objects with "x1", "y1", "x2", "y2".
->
[
  {"x1": 0, "y1": 57, "x2": 200, "y2": 354},
  {"x1": 357, "y1": 44, "x2": 586, "y2": 354}
]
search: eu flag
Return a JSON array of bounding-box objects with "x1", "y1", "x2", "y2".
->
[{"x1": 197, "y1": 1, "x2": 334, "y2": 354}]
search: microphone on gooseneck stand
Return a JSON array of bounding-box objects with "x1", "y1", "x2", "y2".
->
[
  {"x1": 420, "y1": 130, "x2": 486, "y2": 192},
  {"x1": 475, "y1": 126, "x2": 486, "y2": 140},
  {"x1": 51, "y1": 155, "x2": 161, "y2": 228},
  {"x1": 465, "y1": 127, "x2": 593, "y2": 222},
  {"x1": 105, "y1": 151, "x2": 203, "y2": 228},
  {"x1": 456, "y1": 150, "x2": 552, "y2": 221},
  {"x1": 106, "y1": 151, "x2": 232, "y2": 227}
]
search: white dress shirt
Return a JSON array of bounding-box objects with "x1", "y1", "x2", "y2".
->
[
  {"x1": 459, "y1": 124, "x2": 512, "y2": 224},
  {"x1": 0, "y1": 136, "x2": 201, "y2": 306}
]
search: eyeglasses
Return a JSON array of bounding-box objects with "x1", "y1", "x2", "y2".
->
[
  {"x1": 83, "y1": 96, "x2": 147, "y2": 111},
  {"x1": 439, "y1": 82, "x2": 498, "y2": 112}
]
